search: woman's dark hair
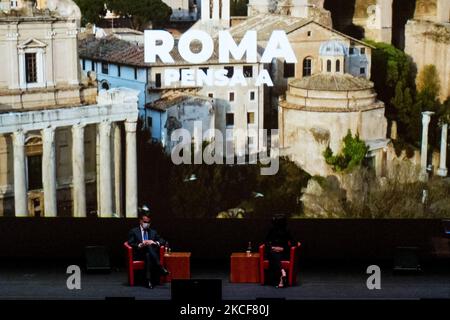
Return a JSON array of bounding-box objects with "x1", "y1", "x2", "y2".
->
[{"x1": 271, "y1": 214, "x2": 287, "y2": 228}]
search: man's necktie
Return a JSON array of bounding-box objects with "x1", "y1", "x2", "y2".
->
[{"x1": 143, "y1": 230, "x2": 148, "y2": 241}]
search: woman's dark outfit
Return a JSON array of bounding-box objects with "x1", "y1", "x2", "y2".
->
[{"x1": 264, "y1": 222, "x2": 293, "y2": 286}]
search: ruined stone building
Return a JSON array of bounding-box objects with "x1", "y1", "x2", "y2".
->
[
  {"x1": 405, "y1": 17, "x2": 450, "y2": 102},
  {"x1": 0, "y1": 0, "x2": 139, "y2": 217},
  {"x1": 246, "y1": 0, "x2": 450, "y2": 101},
  {"x1": 278, "y1": 40, "x2": 388, "y2": 177},
  {"x1": 248, "y1": 0, "x2": 331, "y2": 25},
  {"x1": 324, "y1": 0, "x2": 450, "y2": 101}
]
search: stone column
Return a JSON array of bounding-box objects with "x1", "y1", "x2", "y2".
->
[
  {"x1": 125, "y1": 120, "x2": 138, "y2": 218},
  {"x1": 213, "y1": 0, "x2": 220, "y2": 20},
  {"x1": 420, "y1": 111, "x2": 434, "y2": 180},
  {"x1": 201, "y1": 0, "x2": 210, "y2": 20},
  {"x1": 72, "y1": 124, "x2": 86, "y2": 217},
  {"x1": 222, "y1": 0, "x2": 230, "y2": 21},
  {"x1": 390, "y1": 120, "x2": 398, "y2": 140},
  {"x1": 113, "y1": 123, "x2": 122, "y2": 217},
  {"x1": 42, "y1": 127, "x2": 57, "y2": 217},
  {"x1": 13, "y1": 130, "x2": 28, "y2": 217},
  {"x1": 437, "y1": 123, "x2": 448, "y2": 177},
  {"x1": 98, "y1": 121, "x2": 113, "y2": 217}
]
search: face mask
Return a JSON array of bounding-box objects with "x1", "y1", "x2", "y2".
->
[{"x1": 142, "y1": 223, "x2": 150, "y2": 229}]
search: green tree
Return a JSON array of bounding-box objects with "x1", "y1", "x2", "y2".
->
[
  {"x1": 74, "y1": 0, "x2": 106, "y2": 26},
  {"x1": 392, "y1": 81, "x2": 421, "y2": 144},
  {"x1": 442, "y1": 97, "x2": 450, "y2": 124},
  {"x1": 106, "y1": 0, "x2": 172, "y2": 30},
  {"x1": 417, "y1": 65, "x2": 441, "y2": 98},
  {"x1": 323, "y1": 130, "x2": 369, "y2": 172},
  {"x1": 366, "y1": 40, "x2": 421, "y2": 145},
  {"x1": 367, "y1": 41, "x2": 447, "y2": 152}
]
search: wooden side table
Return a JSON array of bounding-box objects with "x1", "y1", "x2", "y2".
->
[
  {"x1": 163, "y1": 252, "x2": 191, "y2": 282},
  {"x1": 230, "y1": 253, "x2": 260, "y2": 283}
]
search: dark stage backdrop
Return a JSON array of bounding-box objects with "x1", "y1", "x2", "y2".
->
[{"x1": 0, "y1": 218, "x2": 446, "y2": 265}]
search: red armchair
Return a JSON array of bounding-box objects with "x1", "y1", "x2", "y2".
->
[
  {"x1": 124, "y1": 241, "x2": 165, "y2": 286},
  {"x1": 259, "y1": 242, "x2": 301, "y2": 286}
]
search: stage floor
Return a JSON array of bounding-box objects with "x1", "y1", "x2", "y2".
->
[{"x1": 0, "y1": 260, "x2": 449, "y2": 300}]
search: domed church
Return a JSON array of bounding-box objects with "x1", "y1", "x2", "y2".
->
[{"x1": 278, "y1": 40, "x2": 389, "y2": 177}]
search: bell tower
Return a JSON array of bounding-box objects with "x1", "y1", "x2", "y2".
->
[{"x1": 201, "y1": 0, "x2": 230, "y2": 27}]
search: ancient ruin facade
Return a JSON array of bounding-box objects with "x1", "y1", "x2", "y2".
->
[
  {"x1": 248, "y1": 0, "x2": 331, "y2": 26},
  {"x1": 246, "y1": 0, "x2": 450, "y2": 101},
  {"x1": 0, "y1": 1, "x2": 139, "y2": 217},
  {"x1": 321, "y1": 0, "x2": 449, "y2": 45},
  {"x1": 405, "y1": 20, "x2": 450, "y2": 102}
]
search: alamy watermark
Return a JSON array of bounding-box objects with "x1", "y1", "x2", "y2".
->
[
  {"x1": 366, "y1": 265, "x2": 381, "y2": 290},
  {"x1": 66, "y1": 265, "x2": 81, "y2": 290},
  {"x1": 169, "y1": 121, "x2": 279, "y2": 175}
]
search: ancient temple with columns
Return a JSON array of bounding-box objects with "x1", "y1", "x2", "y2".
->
[{"x1": 0, "y1": 0, "x2": 139, "y2": 217}]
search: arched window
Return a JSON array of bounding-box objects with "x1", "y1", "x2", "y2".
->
[
  {"x1": 303, "y1": 57, "x2": 312, "y2": 77},
  {"x1": 101, "y1": 81, "x2": 110, "y2": 90},
  {"x1": 326, "y1": 60, "x2": 332, "y2": 72},
  {"x1": 336, "y1": 59, "x2": 341, "y2": 72}
]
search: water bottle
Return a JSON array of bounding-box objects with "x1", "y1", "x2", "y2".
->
[
  {"x1": 246, "y1": 241, "x2": 252, "y2": 255},
  {"x1": 165, "y1": 242, "x2": 169, "y2": 255}
]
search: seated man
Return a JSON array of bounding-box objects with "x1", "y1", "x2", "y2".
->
[{"x1": 128, "y1": 209, "x2": 169, "y2": 288}]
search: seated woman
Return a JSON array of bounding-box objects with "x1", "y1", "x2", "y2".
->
[{"x1": 264, "y1": 214, "x2": 294, "y2": 288}]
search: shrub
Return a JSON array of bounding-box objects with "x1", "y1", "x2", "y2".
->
[{"x1": 323, "y1": 130, "x2": 369, "y2": 172}]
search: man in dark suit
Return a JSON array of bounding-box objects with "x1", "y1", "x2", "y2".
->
[{"x1": 128, "y1": 209, "x2": 169, "y2": 288}]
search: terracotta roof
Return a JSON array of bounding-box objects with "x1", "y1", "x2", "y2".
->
[
  {"x1": 229, "y1": 14, "x2": 311, "y2": 41},
  {"x1": 290, "y1": 74, "x2": 374, "y2": 91},
  {"x1": 229, "y1": 14, "x2": 374, "y2": 48},
  {"x1": 101, "y1": 28, "x2": 144, "y2": 35},
  {"x1": 78, "y1": 34, "x2": 227, "y2": 67},
  {"x1": 79, "y1": 35, "x2": 146, "y2": 66},
  {"x1": 146, "y1": 89, "x2": 212, "y2": 111},
  {"x1": 149, "y1": 94, "x2": 191, "y2": 111}
]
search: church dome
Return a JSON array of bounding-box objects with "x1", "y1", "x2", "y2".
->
[
  {"x1": 319, "y1": 40, "x2": 347, "y2": 56},
  {"x1": 284, "y1": 73, "x2": 379, "y2": 111},
  {"x1": 291, "y1": 74, "x2": 373, "y2": 91}
]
